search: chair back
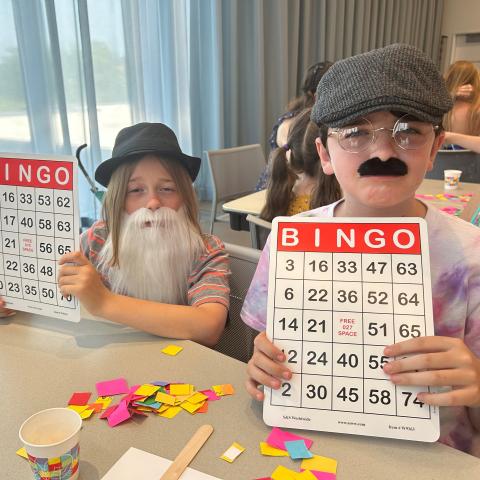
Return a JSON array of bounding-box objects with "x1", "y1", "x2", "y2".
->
[
  {"x1": 205, "y1": 144, "x2": 266, "y2": 233},
  {"x1": 426, "y1": 150, "x2": 480, "y2": 183},
  {"x1": 213, "y1": 242, "x2": 260, "y2": 362},
  {"x1": 246, "y1": 214, "x2": 272, "y2": 249}
]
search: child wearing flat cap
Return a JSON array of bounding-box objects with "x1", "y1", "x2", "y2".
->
[
  {"x1": 53, "y1": 123, "x2": 229, "y2": 347},
  {"x1": 242, "y1": 44, "x2": 480, "y2": 455}
]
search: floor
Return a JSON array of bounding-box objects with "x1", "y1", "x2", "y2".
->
[{"x1": 198, "y1": 201, "x2": 251, "y2": 247}]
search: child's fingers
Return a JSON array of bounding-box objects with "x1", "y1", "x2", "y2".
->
[
  {"x1": 245, "y1": 377, "x2": 265, "y2": 401},
  {"x1": 251, "y1": 348, "x2": 291, "y2": 382},
  {"x1": 57, "y1": 265, "x2": 80, "y2": 278},
  {"x1": 58, "y1": 251, "x2": 88, "y2": 265},
  {"x1": 390, "y1": 368, "x2": 473, "y2": 387},
  {"x1": 384, "y1": 351, "x2": 460, "y2": 374},
  {"x1": 247, "y1": 359, "x2": 282, "y2": 390},
  {"x1": 417, "y1": 386, "x2": 480, "y2": 407},
  {"x1": 384, "y1": 336, "x2": 457, "y2": 356},
  {"x1": 254, "y1": 331, "x2": 286, "y2": 362}
]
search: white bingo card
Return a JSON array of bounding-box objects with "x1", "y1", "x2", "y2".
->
[
  {"x1": 0, "y1": 154, "x2": 80, "y2": 322},
  {"x1": 263, "y1": 217, "x2": 440, "y2": 442}
]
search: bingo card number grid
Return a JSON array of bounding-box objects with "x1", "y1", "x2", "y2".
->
[
  {"x1": 263, "y1": 217, "x2": 439, "y2": 442},
  {"x1": 0, "y1": 154, "x2": 80, "y2": 322}
]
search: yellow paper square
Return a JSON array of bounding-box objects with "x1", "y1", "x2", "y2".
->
[
  {"x1": 155, "y1": 392, "x2": 176, "y2": 405},
  {"x1": 271, "y1": 465, "x2": 298, "y2": 480},
  {"x1": 180, "y1": 400, "x2": 203, "y2": 414},
  {"x1": 162, "y1": 344, "x2": 183, "y2": 356},
  {"x1": 158, "y1": 406, "x2": 182, "y2": 418},
  {"x1": 220, "y1": 442, "x2": 245, "y2": 463},
  {"x1": 16, "y1": 447, "x2": 28, "y2": 459},
  {"x1": 135, "y1": 384, "x2": 160, "y2": 397},
  {"x1": 259, "y1": 441, "x2": 289, "y2": 457},
  {"x1": 67, "y1": 405, "x2": 89, "y2": 414},
  {"x1": 94, "y1": 396, "x2": 112, "y2": 410},
  {"x1": 170, "y1": 384, "x2": 193, "y2": 396},
  {"x1": 301, "y1": 455, "x2": 337, "y2": 474},
  {"x1": 80, "y1": 408, "x2": 94, "y2": 419},
  {"x1": 156, "y1": 404, "x2": 170, "y2": 413},
  {"x1": 187, "y1": 392, "x2": 208, "y2": 404},
  {"x1": 174, "y1": 394, "x2": 192, "y2": 405},
  {"x1": 212, "y1": 385, "x2": 224, "y2": 396}
]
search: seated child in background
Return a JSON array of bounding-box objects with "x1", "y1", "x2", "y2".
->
[
  {"x1": 443, "y1": 60, "x2": 480, "y2": 137},
  {"x1": 256, "y1": 62, "x2": 333, "y2": 191},
  {"x1": 56, "y1": 123, "x2": 230, "y2": 347},
  {"x1": 260, "y1": 108, "x2": 341, "y2": 222},
  {"x1": 242, "y1": 44, "x2": 480, "y2": 456}
]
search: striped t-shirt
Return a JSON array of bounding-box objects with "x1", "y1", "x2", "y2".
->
[{"x1": 81, "y1": 221, "x2": 230, "y2": 308}]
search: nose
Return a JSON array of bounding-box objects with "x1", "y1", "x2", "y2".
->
[
  {"x1": 372, "y1": 129, "x2": 399, "y2": 161},
  {"x1": 146, "y1": 193, "x2": 162, "y2": 211}
]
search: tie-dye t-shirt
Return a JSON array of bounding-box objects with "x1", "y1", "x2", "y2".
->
[{"x1": 241, "y1": 200, "x2": 480, "y2": 456}]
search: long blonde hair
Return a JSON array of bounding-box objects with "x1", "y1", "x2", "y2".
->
[
  {"x1": 101, "y1": 155, "x2": 202, "y2": 266},
  {"x1": 444, "y1": 60, "x2": 480, "y2": 135}
]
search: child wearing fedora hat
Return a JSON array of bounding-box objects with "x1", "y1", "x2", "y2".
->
[
  {"x1": 55, "y1": 122, "x2": 230, "y2": 347},
  {"x1": 242, "y1": 44, "x2": 480, "y2": 455}
]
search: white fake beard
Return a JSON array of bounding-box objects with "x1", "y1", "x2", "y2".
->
[{"x1": 97, "y1": 207, "x2": 205, "y2": 305}]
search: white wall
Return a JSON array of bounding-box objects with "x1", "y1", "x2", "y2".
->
[{"x1": 441, "y1": 0, "x2": 480, "y2": 70}]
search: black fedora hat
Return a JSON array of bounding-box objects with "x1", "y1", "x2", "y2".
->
[{"x1": 95, "y1": 122, "x2": 201, "y2": 187}]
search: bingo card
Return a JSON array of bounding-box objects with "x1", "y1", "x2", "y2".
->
[
  {"x1": 0, "y1": 154, "x2": 80, "y2": 322},
  {"x1": 263, "y1": 217, "x2": 440, "y2": 442}
]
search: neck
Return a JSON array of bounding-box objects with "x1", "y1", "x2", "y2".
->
[{"x1": 335, "y1": 196, "x2": 427, "y2": 218}]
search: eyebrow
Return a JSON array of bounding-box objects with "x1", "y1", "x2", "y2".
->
[{"x1": 128, "y1": 176, "x2": 175, "y2": 184}]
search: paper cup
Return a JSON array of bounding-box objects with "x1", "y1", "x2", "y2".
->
[
  {"x1": 19, "y1": 408, "x2": 82, "y2": 480},
  {"x1": 444, "y1": 169, "x2": 462, "y2": 190}
]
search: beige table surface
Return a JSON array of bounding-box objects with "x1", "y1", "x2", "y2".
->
[
  {"x1": 222, "y1": 178, "x2": 480, "y2": 218},
  {"x1": 2, "y1": 312, "x2": 480, "y2": 479}
]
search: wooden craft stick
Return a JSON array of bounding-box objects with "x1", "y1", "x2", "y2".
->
[{"x1": 160, "y1": 424, "x2": 214, "y2": 480}]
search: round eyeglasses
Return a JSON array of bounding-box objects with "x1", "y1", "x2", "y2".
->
[{"x1": 327, "y1": 115, "x2": 439, "y2": 153}]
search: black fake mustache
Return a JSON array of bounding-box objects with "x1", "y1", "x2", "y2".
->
[{"x1": 357, "y1": 158, "x2": 408, "y2": 176}]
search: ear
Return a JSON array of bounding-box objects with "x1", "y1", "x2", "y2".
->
[
  {"x1": 316, "y1": 138, "x2": 335, "y2": 175},
  {"x1": 427, "y1": 131, "x2": 445, "y2": 172}
]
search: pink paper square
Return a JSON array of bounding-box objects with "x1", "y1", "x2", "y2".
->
[
  {"x1": 95, "y1": 378, "x2": 129, "y2": 396},
  {"x1": 200, "y1": 389, "x2": 221, "y2": 401},
  {"x1": 107, "y1": 401, "x2": 132, "y2": 427},
  {"x1": 266, "y1": 427, "x2": 313, "y2": 451},
  {"x1": 68, "y1": 392, "x2": 92, "y2": 406},
  {"x1": 100, "y1": 405, "x2": 117, "y2": 419},
  {"x1": 307, "y1": 471, "x2": 336, "y2": 480}
]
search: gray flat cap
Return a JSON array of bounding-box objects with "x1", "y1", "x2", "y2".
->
[{"x1": 311, "y1": 43, "x2": 453, "y2": 127}]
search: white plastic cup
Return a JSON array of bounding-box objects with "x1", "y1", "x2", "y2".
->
[
  {"x1": 19, "y1": 408, "x2": 82, "y2": 480},
  {"x1": 444, "y1": 169, "x2": 462, "y2": 190}
]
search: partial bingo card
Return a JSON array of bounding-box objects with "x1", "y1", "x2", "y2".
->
[
  {"x1": 264, "y1": 217, "x2": 439, "y2": 442},
  {"x1": 0, "y1": 154, "x2": 80, "y2": 321}
]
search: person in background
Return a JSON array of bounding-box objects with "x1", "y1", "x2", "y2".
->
[
  {"x1": 443, "y1": 131, "x2": 480, "y2": 152},
  {"x1": 255, "y1": 61, "x2": 333, "y2": 191},
  {"x1": 443, "y1": 60, "x2": 480, "y2": 138},
  {"x1": 56, "y1": 123, "x2": 230, "y2": 347},
  {"x1": 260, "y1": 108, "x2": 341, "y2": 222},
  {"x1": 242, "y1": 44, "x2": 480, "y2": 456}
]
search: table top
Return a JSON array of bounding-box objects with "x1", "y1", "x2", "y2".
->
[
  {"x1": 2, "y1": 312, "x2": 480, "y2": 479},
  {"x1": 222, "y1": 178, "x2": 480, "y2": 219}
]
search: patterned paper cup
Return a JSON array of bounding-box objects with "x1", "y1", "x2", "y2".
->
[
  {"x1": 19, "y1": 408, "x2": 82, "y2": 480},
  {"x1": 444, "y1": 169, "x2": 462, "y2": 190}
]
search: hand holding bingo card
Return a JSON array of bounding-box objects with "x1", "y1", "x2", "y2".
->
[
  {"x1": 263, "y1": 217, "x2": 439, "y2": 442},
  {"x1": 0, "y1": 154, "x2": 80, "y2": 321}
]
